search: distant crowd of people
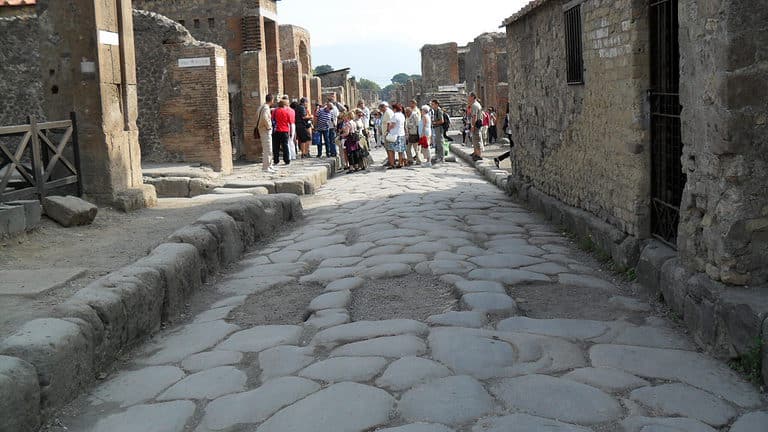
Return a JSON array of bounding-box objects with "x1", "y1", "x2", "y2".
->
[{"x1": 255, "y1": 91, "x2": 513, "y2": 174}]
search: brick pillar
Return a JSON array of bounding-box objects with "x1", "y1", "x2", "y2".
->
[
  {"x1": 310, "y1": 77, "x2": 323, "y2": 105},
  {"x1": 263, "y1": 18, "x2": 282, "y2": 95},
  {"x1": 282, "y1": 59, "x2": 301, "y2": 99},
  {"x1": 241, "y1": 50, "x2": 269, "y2": 161},
  {"x1": 302, "y1": 75, "x2": 312, "y2": 101},
  {"x1": 40, "y1": 0, "x2": 155, "y2": 209}
]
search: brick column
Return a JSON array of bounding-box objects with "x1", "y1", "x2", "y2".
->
[
  {"x1": 282, "y1": 59, "x2": 301, "y2": 99},
  {"x1": 310, "y1": 77, "x2": 323, "y2": 105},
  {"x1": 241, "y1": 50, "x2": 269, "y2": 161},
  {"x1": 263, "y1": 18, "x2": 282, "y2": 95}
]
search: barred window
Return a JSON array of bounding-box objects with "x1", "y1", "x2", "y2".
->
[
  {"x1": 208, "y1": 18, "x2": 215, "y2": 28},
  {"x1": 564, "y1": 5, "x2": 584, "y2": 84},
  {"x1": 194, "y1": 19, "x2": 201, "y2": 29}
]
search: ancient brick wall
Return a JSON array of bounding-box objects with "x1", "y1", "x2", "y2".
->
[
  {"x1": 505, "y1": 0, "x2": 651, "y2": 238},
  {"x1": 133, "y1": 10, "x2": 232, "y2": 173},
  {"x1": 465, "y1": 33, "x2": 506, "y2": 115},
  {"x1": 0, "y1": 16, "x2": 43, "y2": 127},
  {"x1": 677, "y1": 0, "x2": 768, "y2": 285},
  {"x1": 421, "y1": 43, "x2": 459, "y2": 91},
  {"x1": 279, "y1": 24, "x2": 312, "y2": 99}
]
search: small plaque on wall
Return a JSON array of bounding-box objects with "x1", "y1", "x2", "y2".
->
[
  {"x1": 178, "y1": 57, "x2": 212, "y2": 68},
  {"x1": 98, "y1": 30, "x2": 120, "y2": 46},
  {"x1": 215, "y1": 57, "x2": 226, "y2": 67}
]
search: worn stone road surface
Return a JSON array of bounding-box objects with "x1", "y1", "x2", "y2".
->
[{"x1": 48, "y1": 152, "x2": 767, "y2": 431}]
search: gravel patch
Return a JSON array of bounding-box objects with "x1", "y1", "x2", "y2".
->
[
  {"x1": 230, "y1": 282, "x2": 325, "y2": 326},
  {"x1": 349, "y1": 274, "x2": 456, "y2": 322}
]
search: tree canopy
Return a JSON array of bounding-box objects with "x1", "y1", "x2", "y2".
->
[
  {"x1": 357, "y1": 78, "x2": 382, "y2": 92},
  {"x1": 314, "y1": 64, "x2": 334, "y2": 75}
]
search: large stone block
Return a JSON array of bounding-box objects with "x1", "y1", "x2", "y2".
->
[
  {"x1": 0, "y1": 318, "x2": 95, "y2": 413},
  {"x1": 0, "y1": 204, "x2": 25, "y2": 238},
  {"x1": 114, "y1": 185, "x2": 158, "y2": 211},
  {"x1": 167, "y1": 224, "x2": 222, "y2": 277},
  {"x1": 5, "y1": 200, "x2": 42, "y2": 230},
  {"x1": 274, "y1": 179, "x2": 305, "y2": 195},
  {"x1": 0, "y1": 355, "x2": 40, "y2": 432},
  {"x1": 133, "y1": 243, "x2": 203, "y2": 320},
  {"x1": 145, "y1": 177, "x2": 191, "y2": 198},
  {"x1": 42, "y1": 196, "x2": 98, "y2": 227},
  {"x1": 194, "y1": 211, "x2": 244, "y2": 267},
  {"x1": 637, "y1": 241, "x2": 679, "y2": 295},
  {"x1": 658, "y1": 258, "x2": 690, "y2": 315}
]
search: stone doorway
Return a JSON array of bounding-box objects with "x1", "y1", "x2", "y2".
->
[{"x1": 649, "y1": 0, "x2": 685, "y2": 247}]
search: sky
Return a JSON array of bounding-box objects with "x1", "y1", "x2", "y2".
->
[{"x1": 278, "y1": 1, "x2": 530, "y2": 87}]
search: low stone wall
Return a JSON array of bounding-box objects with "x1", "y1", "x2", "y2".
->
[{"x1": 0, "y1": 194, "x2": 303, "y2": 430}]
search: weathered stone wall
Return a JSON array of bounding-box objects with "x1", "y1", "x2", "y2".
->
[
  {"x1": 0, "y1": 16, "x2": 43, "y2": 128},
  {"x1": 506, "y1": 0, "x2": 651, "y2": 239},
  {"x1": 677, "y1": 0, "x2": 768, "y2": 285},
  {"x1": 279, "y1": 24, "x2": 312, "y2": 99},
  {"x1": 317, "y1": 69, "x2": 349, "y2": 89},
  {"x1": 421, "y1": 42, "x2": 459, "y2": 91},
  {"x1": 465, "y1": 33, "x2": 507, "y2": 116}
]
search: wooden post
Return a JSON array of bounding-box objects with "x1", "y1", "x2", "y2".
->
[
  {"x1": 28, "y1": 115, "x2": 45, "y2": 199},
  {"x1": 70, "y1": 112, "x2": 83, "y2": 197}
]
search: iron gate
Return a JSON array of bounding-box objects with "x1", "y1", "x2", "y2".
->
[{"x1": 649, "y1": 0, "x2": 684, "y2": 247}]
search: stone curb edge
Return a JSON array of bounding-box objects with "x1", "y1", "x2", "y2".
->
[
  {"x1": 0, "y1": 193, "x2": 304, "y2": 432},
  {"x1": 450, "y1": 143, "x2": 768, "y2": 387}
]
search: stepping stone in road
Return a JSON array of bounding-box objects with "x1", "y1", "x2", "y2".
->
[
  {"x1": 330, "y1": 335, "x2": 428, "y2": 358},
  {"x1": 489, "y1": 374, "x2": 623, "y2": 425},
  {"x1": 312, "y1": 319, "x2": 429, "y2": 346},
  {"x1": 139, "y1": 320, "x2": 240, "y2": 365},
  {"x1": 216, "y1": 325, "x2": 302, "y2": 353},
  {"x1": 259, "y1": 345, "x2": 315, "y2": 380},
  {"x1": 307, "y1": 290, "x2": 351, "y2": 312},
  {"x1": 182, "y1": 351, "x2": 243, "y2": 373},
  {"x1": 460, "y1": 293, "x2": 517, "y2": 314},
  {"x1": 199, "y1": 376, "x2": 320, "y2": 431},
  {"x1": 426, "y1": 311, "x2": 487, "y2": 328},
  {"x1": 89, "y1": 366, "x2": 185, "y2": 407},
  {"x1": 157, "y1": 366, "x2": 246, "y2": 401},
  {"x1": 399, "y1": 375, "x2": 494, "y2": 425},
  {"x1": 375, "y1": 356, "x2": 453, "y2": 391},
  {"x1": 90, "y1": 401, "x2": 196, "y2": 432},
  {"x1": 472, "y1": 414, "x2": 592, "y2": 432},
  {"x1": 325, "y1": 277, "x2": 365, "y2": 292},
  {"x1": 255, "y1": 382, "x2": 395, "y2": 432},
  {"x1": 561, "y1": 367, "x2": 648, "y2": 393},
  {"x1": 629, "y1": 383, "x2": 738, "y2": 427},
  {"x1": 621, "y1": 416, "x2": 717, "y2": 432},
  {"x1": 299, "y1": 356, "x2": 388, "y2": 382}
]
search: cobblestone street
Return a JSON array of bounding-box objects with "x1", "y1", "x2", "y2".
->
[{"x1": 47, "y1": 150, "x2": 767, "y2": 432}]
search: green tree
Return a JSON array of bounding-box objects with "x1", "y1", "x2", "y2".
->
[
  {"x1": 358, "y1": 78, "x2": 382, "y2": 92},
  {"x1": 380, "y1": 84, "x2": 396, "y2": 101},
  {"x1": 391, "y1": 73, "x2": 411, "y2": 84},
  {"x1": 314, "y1": 64, "x2": 334, "y2": 75}
]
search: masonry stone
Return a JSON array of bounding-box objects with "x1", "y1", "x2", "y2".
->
[
  {"x1": 42, "y1": 196, "x2": 98, "y2": 227},
  {"x1": 0, "y1": 356, "x2": 40, "y2": 432}
]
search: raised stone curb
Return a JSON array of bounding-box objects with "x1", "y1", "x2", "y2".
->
[{"x1": 0, "y1": 194, "x2": 304, "y2": 430}]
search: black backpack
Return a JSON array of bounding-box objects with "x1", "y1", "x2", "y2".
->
[{"x1": 442, "y1": 111, "x2": 450, "y2": 128}]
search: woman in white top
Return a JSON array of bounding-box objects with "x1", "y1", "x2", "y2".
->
[
  {"x1": 419, "y1": 105, "x2": 433, "y2": 167},
  {"x1": 387, "y1": 103, "x2": 407, "y2": 169}
]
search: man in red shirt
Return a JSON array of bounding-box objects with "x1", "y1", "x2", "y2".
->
[{"x1": 272, "y1": 97, "x2": 295, "y2": 165}]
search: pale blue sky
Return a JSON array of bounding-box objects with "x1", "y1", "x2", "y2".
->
[{"x1": 278, "y1": 1, "x2": 529, "y2": 87}]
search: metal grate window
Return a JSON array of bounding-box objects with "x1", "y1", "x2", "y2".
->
[{"x1": 564, "y1": 5, "x2": 584, "y2": 84}]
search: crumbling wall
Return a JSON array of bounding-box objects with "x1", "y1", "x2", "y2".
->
[
  {"x1": 506, "y1": 0, "x2": 651, "y2": 239},
  {"x1": 677, "y1": 0, "x2": 768, "y2": 285},
  {"x1": 465, "y1": 33, "x2": 506, "y2": 113},
  {"x1": 421, "y1": 42, "x2": 459, "y2": 91},
  {"x1": 134, "y1": 10, "x2": 233, "y2": 173},
  {"x1": 0, "y1": 16, "x2": 43, "y2": 127}
]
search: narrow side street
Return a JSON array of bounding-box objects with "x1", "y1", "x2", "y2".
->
[{"x1": 47, "y1": 151, "x2": 767, "y2": 432}]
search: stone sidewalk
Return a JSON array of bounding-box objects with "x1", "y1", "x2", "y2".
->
[{"x1": 42, "y1": 149, "x2": 767, "y2": 432}]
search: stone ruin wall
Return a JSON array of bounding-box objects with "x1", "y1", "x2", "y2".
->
[
  {"x1": 464, "y1": 33, "x2": 508, "y2": 122},
  {"x1": 0, "y1": 16, "x2": 43, "y2": 128},
  {"x1": 676, "y1": 0, "x2": 768, "y2": 285},
  {"x1": 506, "y1": 0, "x2": 651, "y2": 241},
  {"x1": 421, "y1": 42, "x2": 459, "y2": 91}
]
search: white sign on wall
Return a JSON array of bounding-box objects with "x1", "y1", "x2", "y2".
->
[
  {"x1": 98, "y1": 30, "x2": 120, "y2": 46},
  {"x1": 80, "y1": 61, "x2": 96, "y2": 74},
  {"x1": 178, "y1": 57, "x2": 212, "y2": 68},
  {"x1": 215, "y1": 57, "x2": 226, "y2": 67}
]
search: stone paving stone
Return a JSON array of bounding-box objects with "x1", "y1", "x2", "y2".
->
[
  {"x1": 605, "y1": 325, "x2": 696, "y2": 350},
  {"x1": 608, "y1": 296, "x2": 652, "y2": 312},
  {"x1": 285, "y1": 234, "x2": 347, "y2": 251},
  {"x1": 299, "y1": 356, "x2": 388, "y2": 382},
  {"x1": 182, "y1": 351, "x2": 242, "y2": 373},
  {"x1": 307, "y1": 290, "x2": 351, "y2": 311},
  {"x1": 229, "y1": 262, "x2": 310, "y2": 279},
  {"x1": 157, "y1": 366, "x2": 246, "y2": 401},
  {"x1": 489, "y1": 374, "x2": 622, "y2": 425},
  {"x1": 301, "y1": 242, "x2": 375, "y2": 261},
  {"x1": 199, "y1": 376, "x2": 321, "y2": 431},
  {"x1": 359, "y1": 229, "x2": 425, "y2": 243},
  {"x1": 91, "y1": 400, "x2": 196, "y2": 432},
  {"x1": 378, "y1": 424, "x2": 454, "y2": 432},
  {"x1": 366, "y1": 263, "x2": 412, "y2": 278},
  {"x1": 403, "y1": 241, "x2": 455, "y2": 254},
  {"x1": 216, "y1": 325, "x2": 303, "y2": 353},
  {"x1": 89, "y1": 366, "x2": 185, "y2": 407},
  {"x1": 472, "y1": 414, "x2": 592, "y2": 432},
  {"x1": 255, "y1": 382, "x2": 395, "y2": 432},
  {"x1": 518, "y1": 262, "x2": 571, "y2": 275},
  {"x1": 330, "y1": 335, "x2": 428, "y2": 358},
  {"x1": 319, "y1": 257, "x2": 365, "y2": 268},
  {"x1": 544, "y1": 254, "x2": 580, "y2": 264},
  {"x1": 429, "y1": 260, "x2": 476, "y2": 275},
  {"x1": 269, "y1": 250, "x2": 302, "y2": 263},
  {"x1": 557, "y1": 274, "x2": 617, "y2": 292},
  {"x1": 325, "y1": 277, "x2": 365, "y2": 292},
  {"x1": 428, "y1": 327, "x2": 515, "y2": 379},
  {"x1": 730, "y1": 411, "x2": 768, "y2": 432},
  {"x1": 192, "y1": 306, "x2": 236, "y2": 323},
  {"x1": 629, "y1": 383, "x2": 738, "y2": 427},
  {"x1": 456, "y1": 246, "x2": 489, "y2": 257},
  {"x1": 399, "y1": 375, "x2": 494, "y2": 425},
  {"x1": 497, "y1": 317, "x2": 611, "y2": 340},
  {"x1": 312, "y1": 319, "x2": 429, "y2": 346},
  {"x1": 301, "y1": 267, "x2": 360, "y2": 284},
  {"x1": 589, "y1": 344, "x2": 763, "y2": 408},
  {"x1": 426, "y1": 311, "x2": 487, "y2": 328},
  {"x1": 363, "y1": 245, "x2": 404, "y2": 257},
  {"x1": 140, "y1": 320, "x2": 240, "y2": 365},
  {"x1": 361, "y1": 254, "x2": 429, "y2": 267},
  {"x1": 217, "y1": 275, "x2": 295, "y2": 295},
  {"x1": 375, "y1": 236, "x2": 432, "y2": 247},
  {"x1": 460, "y1": 293, "x2": 517, "y2": 313},
  {"x1": 434, "y1": 251, "x2": 469, "y2": 261},
  {"x1": 210, "y1": 296, "x2": 247, "y2": 308},
  {"x1": 454, "y1": 280, "x2": 506, "y2": 294},
  {"x1": 240, "y1": 254, "x2": 271, "y2": 266},
  {"x1": 561, "y1": 367, "x2": 649, "y2": 393},
  {"x1": 488, "y1": 245, "x2": 547, "y2": 256},
  {"x1": 468, "y1": 268, "x2": 551, "y2": 285},
  {"x1": 620, "y1": 416, "x2": 717, "y2": 432},
  {"x1": 375, "y1": 356, "x2": 453, "y2": 391},
  {"x1": 305, "y1": 309, "x2": 351, "y2": 329},
  {"x1": 259, "y1": 345, "x2": 315, "y2": 380},
  {"x1": 469, "y1": 254, "x2": 546, "y2": 268}
]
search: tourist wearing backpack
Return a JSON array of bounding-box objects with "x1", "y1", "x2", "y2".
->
[{"x1": 430, "y1": 99, "x2": 446, "y2": 163}]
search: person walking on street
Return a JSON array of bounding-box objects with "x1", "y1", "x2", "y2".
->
[
  {"x1": 295, "y1": 98, "x2": 313, "y2": 158},
  {"x1": 379, "y1": 102, "x2": 395, "y2": 166},
  {"x1": 419, "y1": 105, "x2": 432, "y2": 168},
  {"x1": 257, "y1": 94, "x2": 276, "y2": 173},
  {"x1": 430, "y1": 99, "x2": 446, "y2": 163},
  {"x1": 406, "y1": 101, "x2": 422, "y2": 165},
  {"x1": 488, "y1": 107, "x2": 498, "y2": 144},
  {"x1": 272, "y1": 97, "x2": 294, "y2": 166},
  {"x1": 386, "y1": 103, "x2": 407, "y2": 169},
  {"x1": 315, "y1": 102, "x2": 335, "y2": 157},
  {"x1": 468, "y1": 92, "x2": 484, "y2": 161}
]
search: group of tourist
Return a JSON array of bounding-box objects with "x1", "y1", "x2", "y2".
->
[{"x1": 255, "y1": 91, "x2": 513, "y2": 173}]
